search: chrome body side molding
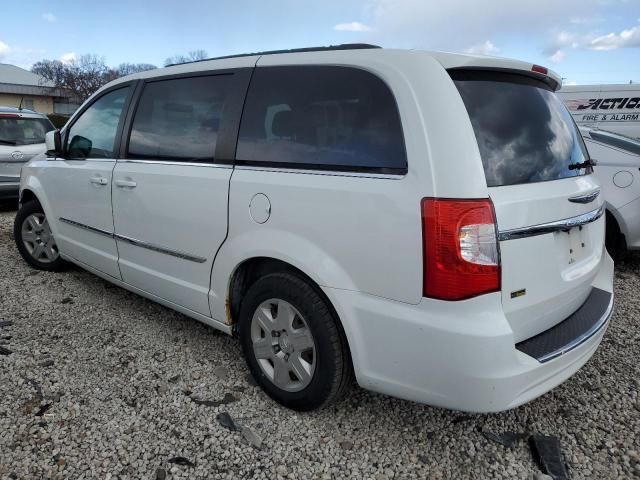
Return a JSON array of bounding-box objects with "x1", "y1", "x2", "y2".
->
[
  {"x1": 114, "y1": 234, "x2": 207, "y2": 263},
  {"x1": 59, "y1": 217, "x2": 113, "y2": 237},
  {"x1": 59, "y1": 217, "x2": 206, "y2": 263}
]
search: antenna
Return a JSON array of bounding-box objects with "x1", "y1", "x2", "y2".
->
[{"x1": 18, "y1": 97, "x2": 24, "y2": 111}]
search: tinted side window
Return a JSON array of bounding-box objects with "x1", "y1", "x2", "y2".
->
[
  {"x1": 128, "y1": 75, "x2": 231, "y2": 162},
  {"x1": 237, "y1": 66, "x2": 406, "y2": 173},
  {"x1": 67, "y1": 87, "x2": 130, "y2": 159}
]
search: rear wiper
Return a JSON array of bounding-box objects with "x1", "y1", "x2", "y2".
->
[
  {"x1": 0, "y1": 139, "x2": 17, "y2": 145},
  {"x1": 568, "y1": 159, "x2": 597, "y2": 170}
]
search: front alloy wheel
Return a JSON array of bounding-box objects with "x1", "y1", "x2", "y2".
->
[
  {"x1": 21, "y1": 213, "x2": 59, "y2": 263},
  {"x1": 14, "y1": 200, "x2": 66, "y2": 271}
]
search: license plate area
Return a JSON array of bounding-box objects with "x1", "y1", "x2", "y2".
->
[{"x1": 558, "y1": 225, "x2": 590, "y2": 265}]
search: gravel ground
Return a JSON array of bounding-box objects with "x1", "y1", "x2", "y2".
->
[{"x1": 0, "y1": 202, "x2": 639, "y2": 480}]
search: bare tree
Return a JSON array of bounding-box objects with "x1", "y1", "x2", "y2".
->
[
  {"x1": 33, "y1": 54, "x2": 112, "y2": 102},
  {"x1": 115, "y1": 63, "x2": 157, "y2": 76},
  {"x1": 32, "y1": 56, "x2": 158, "y2": 102},
  {"x1": 164, "y1": 49, "x2": 208, "y2": 66}
]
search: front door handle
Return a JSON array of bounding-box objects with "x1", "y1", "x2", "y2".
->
[
  {"x1": 114, "y1": 179, "x2": 137, "y2": 189},
  {"x1": 89, "y1": 175, "x2": 108, "y2": 186}
]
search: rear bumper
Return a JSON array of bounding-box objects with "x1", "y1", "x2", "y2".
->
[{"x1": 323, "y1": 252, "x2": 614, "y2": 412}]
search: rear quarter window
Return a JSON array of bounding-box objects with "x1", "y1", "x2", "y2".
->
[
  {"x1": 236, "y1": 66, "x2": 407, "y2": 173},
  {"x1": 451, "y1": 71, "x2": 590, "y2": 187}
]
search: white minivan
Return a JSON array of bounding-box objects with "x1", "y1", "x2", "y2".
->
[{"x1": 14, "y1": 45, "x2": 614, "y2": 412}]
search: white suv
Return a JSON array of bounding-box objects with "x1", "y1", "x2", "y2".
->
[{"x1": 14, "y1": 45, "x2": 614, "y2": 412}]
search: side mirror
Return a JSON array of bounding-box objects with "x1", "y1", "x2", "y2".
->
[
  {"x1": 68, "y1": 135, "x2": 92, "y2": 159},
  {"x1": 45, "y1": 130, "x2": 62, "y2": 156}
]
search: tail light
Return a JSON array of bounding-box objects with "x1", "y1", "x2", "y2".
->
[{"x1": 421, "y1": 198, "x2": 500, "y2": 300}]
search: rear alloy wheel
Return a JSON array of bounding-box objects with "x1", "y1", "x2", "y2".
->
[
  {"x1": 14, "y1": 200, "x2": 66, "y2": 271},
  {"x1": 239, "y1": 272, "x2": 352, "y2": 411},
  {"x1": 250, "y1": 298, "x2": 317, "y2": 392}
]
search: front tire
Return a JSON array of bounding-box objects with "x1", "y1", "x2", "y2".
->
[
  {"x1": 14, "y1": 200, "x2": 66, "y2": 271},
  {"x1": 239, "y1": 272, "x2": 352, "y2": 411}
]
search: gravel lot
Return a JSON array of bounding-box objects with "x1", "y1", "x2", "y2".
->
[{"x1": 0, "y1": 203, "x2": 639, "y2": 480}]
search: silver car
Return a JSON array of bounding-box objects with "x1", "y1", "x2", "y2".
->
[{"x1": 0, "y1": 107, "x2": 55, "y2": 200}]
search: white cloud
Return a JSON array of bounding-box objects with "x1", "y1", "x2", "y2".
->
[
  {"x1": 0, "y1": 40, "x2": 9, "y2": 60},
  {"x1": 363, "y1": 0, "x2": 607, "y2": 51},
  {"x1": 333, "y1": 21, "x2": 373, "y2": 32},
  {"x1": 569, "y1": 15, "x2": 603, "y2": 25},
  {"x1": 42, "y1": 13, "x2": 57, "y2": 22},
  {"x1": 464, "y1": 40, "x2": 499, "y2": 56},
  {"x1": 549, "y1": 49, "x2": 566, "y2": 63},
  {"x1": 589, "y1": 25, "x2": 640, "y2": 50},
  {"x1": 60, "y1": 52, "x2": 77, "y2": 64}
]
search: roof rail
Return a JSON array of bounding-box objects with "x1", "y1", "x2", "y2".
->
[{"x1": 166, "y1": 44, "x2": 382, "y2": 67}]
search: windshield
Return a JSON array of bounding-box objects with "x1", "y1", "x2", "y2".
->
[
  {"x1": 451, "y1": 71, "x2": 589, "y2": 187},
  {"x1": 0, "y1": 117, "x2": 54, "y2": 146}
]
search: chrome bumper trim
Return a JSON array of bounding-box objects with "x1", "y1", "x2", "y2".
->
[
  {"x1": 538, "y1": 292, "x2": 614, "y2": 363},
  {"x1": 498, "y1": 206, "x2": 604, "y2": 241}
]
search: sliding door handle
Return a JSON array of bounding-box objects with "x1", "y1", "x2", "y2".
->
[
  {"x1": 89, "y1": 175, "x2": 108, "y2": 186},
  {"x1": 114, "y1": 179, "x2": 137, "y2": 189}
]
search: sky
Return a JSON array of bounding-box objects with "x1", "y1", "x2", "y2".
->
[{"x1": 1, "y1": 0, "x2": 639, "y2": 85}]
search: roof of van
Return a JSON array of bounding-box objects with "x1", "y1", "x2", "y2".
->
[{"x1": 107, "y1": 45, "x2": 562, "y2": 91}]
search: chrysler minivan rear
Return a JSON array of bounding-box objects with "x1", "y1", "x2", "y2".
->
[{"x1": 330, "y1": 54, "x2": 614, "y2": 412}]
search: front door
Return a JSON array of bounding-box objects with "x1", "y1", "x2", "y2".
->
[
  {"x1": 46, "y1": 85, "x2": 132, "y2": 278},
  {"x1": 112, "y1": 72, "x2": 248, "y2": 316}
]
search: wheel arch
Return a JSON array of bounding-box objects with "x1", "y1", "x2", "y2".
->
[{"x1": 224, "y1": 255, "x2": 356, "y2": 384}]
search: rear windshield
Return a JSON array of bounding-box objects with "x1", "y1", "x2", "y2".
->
[
  {"x1": 451, "y1": 71, "x2": 589, "y2": 187},
  {"x1": 0, "y1": 117, "x2": 54, "y2": 146}
]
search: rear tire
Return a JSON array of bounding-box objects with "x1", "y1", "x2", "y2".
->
[
  {"x1": 239, "y1": 272, "x2": 352, "y2": 411},
  {"x1": 14, "y1": 200, "x2": 66, "y2": 271},
  {"x1": 605, "y1": 211, "x2": 626, "y2": 261}
]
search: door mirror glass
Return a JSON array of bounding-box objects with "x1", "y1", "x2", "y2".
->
[
  {"x1": 68, "y1": 134, "x2": 93, "y2": 159},
  {"x1": 45, "y1": 129, "x2": 62, "y2": 155}
]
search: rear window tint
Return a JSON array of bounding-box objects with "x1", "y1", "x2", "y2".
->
[
  {"x1": 452, "y1": 71, "x2": 589, "y2": 187},
  {"x1": 236, "y1": 66, "x2": 406, "y2": 173}
]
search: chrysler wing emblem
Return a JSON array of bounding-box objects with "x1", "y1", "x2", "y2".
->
[{"x1": 569, "y1": 191, "x2": 600, "y2": 204}]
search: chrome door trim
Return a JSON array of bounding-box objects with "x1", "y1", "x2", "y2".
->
[
  {"x1": 498, "y1": 206, "x2": 604, "y2": 241},
  {"x1": 59, "y1": 218, "x2": 207, "y2": 263},
  {"x1": 568, "y1": 190, "x2": 600, "y2": 204},
  {"x1": 119, "y1": 159, "x2": 232, "y2": 169},
  {"x1": 538, "y1": 292, "x2": 614, "y2": 363},
  {"x1": 59, "y1": 217, "x2": 113, "y2": 237},
  {"x1": 114, "y1": 233, "x2": 207, "y2": 263}
]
